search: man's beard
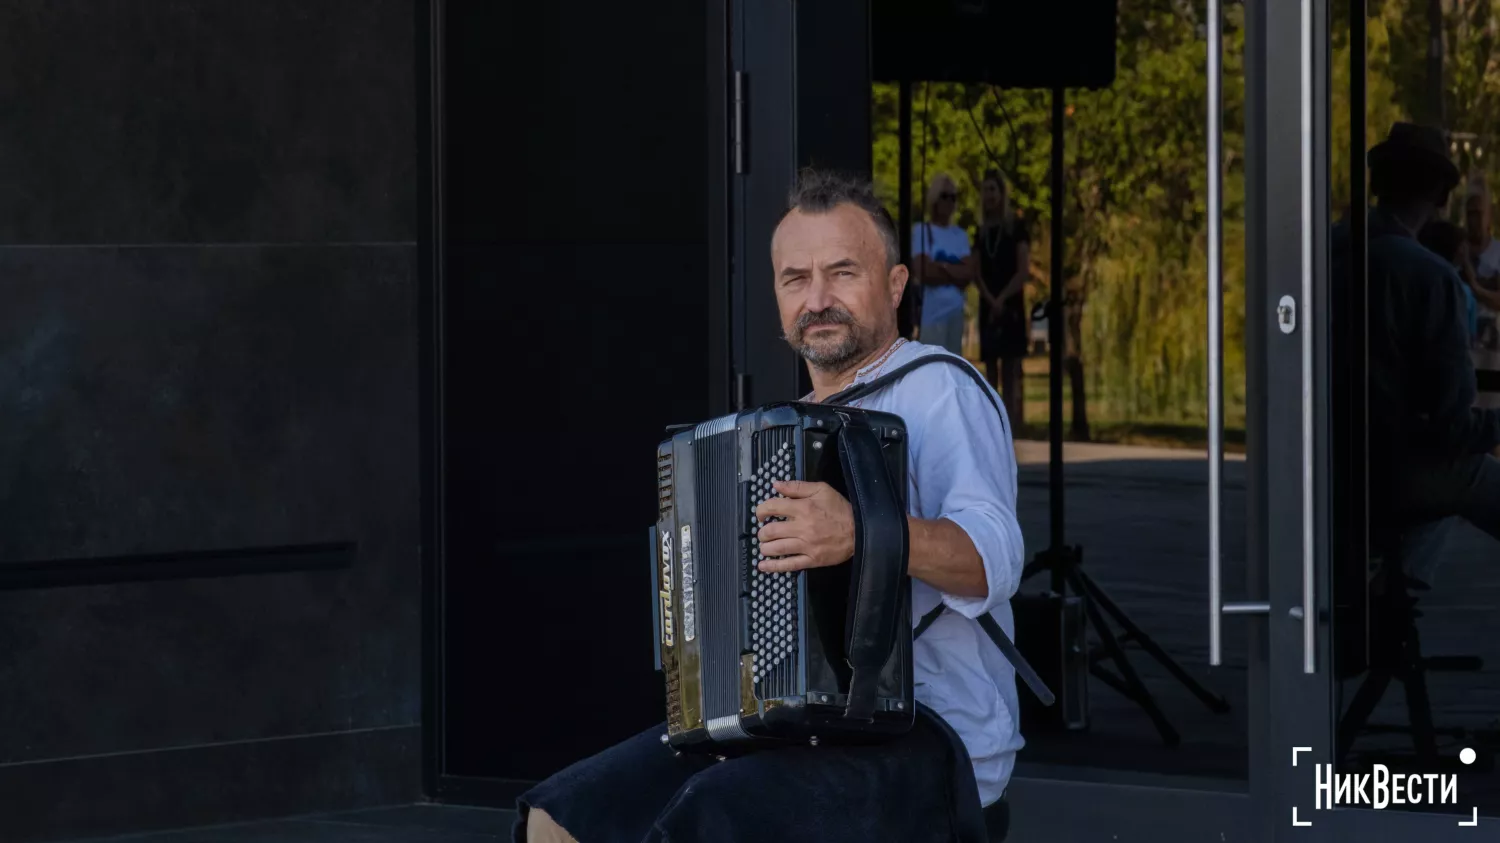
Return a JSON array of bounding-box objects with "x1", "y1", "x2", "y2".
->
[{"x1": 785, "y1": 307, "x2": 872, "y2": 370}]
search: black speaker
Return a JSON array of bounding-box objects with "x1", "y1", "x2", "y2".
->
[
  {"x1": 871, "y1": 0, "x2": 1117, "y2": 90},
  {"x1": 1013, "y1": 591, "x2": 1089, "y2": 732}
]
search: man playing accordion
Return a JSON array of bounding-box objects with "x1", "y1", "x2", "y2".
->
[{"x1": 515, "y1": 170, "x2": 1026, "y2": 843}]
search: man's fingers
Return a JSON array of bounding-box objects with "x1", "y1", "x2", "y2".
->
[
  {"x1": 758, "y1": 553, "x2": 812, "y2": 573},
  {"x1": 758, "y1": 536, "x2": 804, "y2": 559},
  {"x1": 772, "y1": 480, "x2": 824, "y2": 499},
  {"x1": 756, "y1": 519, "x2": 790, "y2": 542},
  {"x1": 755, "y1": 495, "x2": 804, "y2": 521},
  {"x1": 754, "y1": 498, "x2": 784, "y2": 521},
  {"x1": 755, "y1": 481, "x2": 827, "y2": 520}
]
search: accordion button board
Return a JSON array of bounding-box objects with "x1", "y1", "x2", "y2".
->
[{"x1": 750, "y1": 440, "x2": 797, "y2": 695}]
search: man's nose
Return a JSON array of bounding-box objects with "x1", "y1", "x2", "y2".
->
[{"x1": 804, "y1": 273, "x2": 835, "y2": 312}]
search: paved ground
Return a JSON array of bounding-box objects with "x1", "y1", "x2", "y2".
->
[
  {"x1": 1011, "y1": 440, "x2": 1252, "y2": 782},
  {"x1": 74, "y1": 806, "x2": 515, "y2": 842},
  {"x1": 1010, "y1": 439, "x2": 1500, "y2": 816}
]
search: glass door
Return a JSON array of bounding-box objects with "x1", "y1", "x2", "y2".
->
[
  {"x1": 887, "y1": 0, "x2": 1277, "y2": 837},
  {"x1": 1274, "y1": 0, "x2": 1500, "y2": 837}
]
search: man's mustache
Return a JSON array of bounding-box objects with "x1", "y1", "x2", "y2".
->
[{"x1": 793, "y1": 308, "x2": 856, "y2": 336}]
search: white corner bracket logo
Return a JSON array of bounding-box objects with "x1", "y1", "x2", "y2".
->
[{"x1": 1291, "y1": 746, "x2": 1480, "y2": 827}]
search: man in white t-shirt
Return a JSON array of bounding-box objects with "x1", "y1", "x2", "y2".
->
[{"x1": 912, "y1": 173, "x2": 975, "y2": 355}]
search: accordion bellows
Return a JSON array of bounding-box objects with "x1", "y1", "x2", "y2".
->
[{"x1": 651, "y1": 402, "x2": 916, "y2": 753}]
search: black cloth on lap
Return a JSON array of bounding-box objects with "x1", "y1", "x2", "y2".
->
[{"x1": 512, "y1": 704, "x2": 982, "y2": 843}]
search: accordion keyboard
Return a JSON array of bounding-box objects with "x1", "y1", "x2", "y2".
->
[{"x1": 749, "y1": 433, "x2": 799, "y2": 699}]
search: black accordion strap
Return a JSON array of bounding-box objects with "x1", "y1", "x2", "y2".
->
[
  {"x1": 834, "y1": 411, "x2": 910, "y2": 722},
  {"x1": 826, "y1": 353, "x2": 1008, "y2": 436},
  {"x1": 827, "y1": 351, "x2": 1056, "y2": 708},
  {"x1": 979, "y1": 614, "x2": 1055, "y2": 706},
  {"x1": 912, "y1": 603, "x2": 946, "y2": 640}
]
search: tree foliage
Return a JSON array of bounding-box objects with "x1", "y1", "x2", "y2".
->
[
  {"x1": 873, "y1": 0, "x2": 1500, "y2": 434},
  {"x1": 1338, "y1": 0, "x2": 1500, "y2": 215},
  {"x1": 873, "y1": 0, "x2": 1248, "y2": 428}
]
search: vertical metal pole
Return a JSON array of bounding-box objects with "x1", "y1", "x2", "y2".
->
[
  {"x1": 898, "y1": 80, "x2": 914, "y2": 338},
  {"x1": 1300, "y1": 0, "x2": 1317, "y2": 674},
  {"x1": 1352, "y1": 0, "x2": 1370, "y2": 681},
  {"x1": 1050, "y1": 87, "x2": 1066, "y2": 592},
  {"x1": 1207, "y1": 0, "x2": 1225, "y2": 664},
  {"x1": 1426, "y1": 0, "x2": 1444, "y2": 127}
]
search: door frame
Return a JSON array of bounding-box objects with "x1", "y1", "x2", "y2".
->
[{"x1": 1263, "y1": 0, "x2": 1342, "y2": 830}]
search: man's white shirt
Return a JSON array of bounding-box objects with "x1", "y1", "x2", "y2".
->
[{"x1": 819, "y1": 339, "x2": 1026, "y2": 806}]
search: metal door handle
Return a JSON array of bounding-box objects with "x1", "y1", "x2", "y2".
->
[
  {"x1": 1207, "y1": 0, "x2": 1224, "y2": 664},
  {"x1": 1207, "y1": 0, "x2": 1272, "y2": 666},
  {"x1": 1207, "y1": 0, "x2": 1227, "y2": 664},
  {"x1": 1298, "y1": 0, "x2": 1316, "y2": 675}
]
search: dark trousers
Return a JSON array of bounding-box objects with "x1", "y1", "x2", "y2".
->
[{"x1": 512, "y1": 704, "x2": 986, "y2": 843}]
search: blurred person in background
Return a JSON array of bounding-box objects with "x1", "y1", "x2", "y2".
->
[
  {"x1": 1465, "y1": 183, "x2": 1500, "y2": 411},
  {"x1": 1464, "y1": 182, "x2": 1500, "y2": 338},
  {"x1": 912, "y1": 173, "x2": 975, "y2": 355},
  {"x1": 976, "y1": 169, "x2": 1031, "y2": 425}
]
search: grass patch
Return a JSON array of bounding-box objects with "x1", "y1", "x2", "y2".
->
[{"x1": 975, "y1": 356, "x2": 1247, "y2": 453}]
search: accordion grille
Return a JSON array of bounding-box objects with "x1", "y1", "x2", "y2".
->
[
  {"x1": 749, "y1": 427, "x2": 799, "y2": 700},
  {"x1": 657, "y1": 447, "x2": 673, "y2": 521},
  {"x1": 664, "y1": 647, "x2": 684, "y2": 734},
  {"x1": 695, "y1": 428, "x2": 740, "y2": 721}
]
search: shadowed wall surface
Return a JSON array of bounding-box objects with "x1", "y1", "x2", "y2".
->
[{"x1": 0, "y1": 2, "x2": 421, "y2": 839}]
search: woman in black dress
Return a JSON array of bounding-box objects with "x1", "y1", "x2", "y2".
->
[{"x1": 977, "y1": 169, "x2": 1030, "y2": 425}]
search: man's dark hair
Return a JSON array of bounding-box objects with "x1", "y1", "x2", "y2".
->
[{"x1": 780, "y1": 169, "x2": 902, "y2": 269}]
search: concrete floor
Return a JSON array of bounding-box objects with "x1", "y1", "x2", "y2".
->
[
  {"x1": 1010, "y1": 441, "x2": 1252, "y2": 781},
  {"x1": 75, "y1": 806, "x2": 516, "y2": 843}
]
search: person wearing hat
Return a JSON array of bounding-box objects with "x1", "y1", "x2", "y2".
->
[{"x1": 1351, "y1": 122, "x2": 1500, "y2": 560}]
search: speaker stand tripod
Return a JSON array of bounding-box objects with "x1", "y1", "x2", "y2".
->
[{"x1": 1015, "y1": 92, "x2": 1229, "y2": 748}]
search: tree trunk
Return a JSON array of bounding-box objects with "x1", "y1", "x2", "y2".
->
[
  {"x1": 1427, "y1": 0, "x2": 1445, "y2": 126},
  {"x1": 1064, "y1": 291, "x2": 1091, "y2": 441}
]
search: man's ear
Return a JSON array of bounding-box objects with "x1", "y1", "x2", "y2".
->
[{"x1": 888, "y1": 263, "x2": 909, "y2": 308}]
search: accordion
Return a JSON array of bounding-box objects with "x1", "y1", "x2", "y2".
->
[{"x1": 650, "y1": 401, "x2": 916, "y2": 753}]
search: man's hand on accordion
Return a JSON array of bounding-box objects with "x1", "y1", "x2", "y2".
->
[{"x1": 753, "y1": 480, "x2": 856, "y2": 572}]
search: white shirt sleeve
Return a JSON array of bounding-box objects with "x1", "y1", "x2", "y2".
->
[{"x1": 910, "y1": 377, "x2": 1025, "y2": 618}]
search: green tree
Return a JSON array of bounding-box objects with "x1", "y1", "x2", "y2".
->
[{"x1": 873, "y1": 0, "x2": 1248, "y2": 440}]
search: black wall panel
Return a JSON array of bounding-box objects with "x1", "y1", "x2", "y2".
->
[
  {"x1": 0, "y1": 1, "x2": 415, "y2": 244},
  {"x1": 0, "y1": 1, "x2": 421, "y2": 839}
]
